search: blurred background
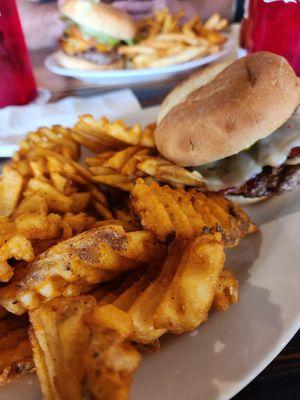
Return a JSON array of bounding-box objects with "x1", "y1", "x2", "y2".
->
[
  {"x1": 17, "y1": 0, "x2": 244, "y2": 50},
  {"x1": 0, "y1": 1, "x2": 299, "y2": 400}
]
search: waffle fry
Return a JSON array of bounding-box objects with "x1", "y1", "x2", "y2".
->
[
  {"x1": 15, "y1": 125, "x2": 79, "y2": 162},
  {"x1": 87, "y1": 146, "x2": 204, "y2": 191},
  {"x1": 0, "y1": 314, "x2": 33, "y2": 385},
  {"x1": 0, "y1": 235, "x2": 34, "y2": 282},
  {"x1": 137, "y1": 156, "x2": 204, "y2": 187},
  {"x1": 28, "y1": 252, "x2": 235, "y2": 399},
  {"x1": 0, "y1": 103, "x2": 256, "y2": 396},
  {"x1": 213, "y1": 269, "x2": 239, "y2": 311},
  {"x1": 0, "y1": 132, "x2": 113, "y2": 285},
  {"x1": 0, "y1": 165, "x2": 23, "y2": 218},
  {"x1": 153, "y1": 234, "x2": 224, "y2": 333},
  {"x1": 71, "y1": 115, "x2": 155, "y2": 153},
  {"x1": 93, "y1": 234, "x2": 233, "y2": 343},
  {"x1": 83, "y1": 304, "x2": 141, "y2": 400},
  {"x1": 0, "y1": 226, "x2": 166, "y2": 314},
  {"x1": 30, "y1": 297, "x2": 141, "y2": 400},
  {"x1": 130, "y1": 179, "x2": 257, "y2": 245}
]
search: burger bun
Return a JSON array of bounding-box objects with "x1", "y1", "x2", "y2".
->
[
  {"x1": 56, "y1": 51, "x2": 124, "y2": 71},
  {"x1": 155, "y1": 52, "x2": 300, "y2": 167},
  {"x1": 62, "y1": 0, "x2": 136, "y2": 40}
]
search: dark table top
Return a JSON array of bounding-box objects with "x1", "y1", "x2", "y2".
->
[
  {"x1": 233, "y1": 331, "x2": 299, "y2": 399},
  {"x1": 233, "y1": 331, "x2": 300, "y2": 400},
  {"x1": 27, "y1": 46, "x2": 300, "y2": 400}
]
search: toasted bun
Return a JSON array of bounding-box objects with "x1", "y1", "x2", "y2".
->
[
  {"x1": 157, "y1": 61, "x2": 233, "y2": 124},
  {"x1": 56, "y1": 51, "x2": 124, "y2": 70},
  {"x1": 62, "y1": 0, "x2": 136, "y2": 40},
  {"x1": 155, "y1": 52, "x2": 300, "y2": 167},
  {"x1": 225, "y1": 194, "x2": 270, "y2": 205}
]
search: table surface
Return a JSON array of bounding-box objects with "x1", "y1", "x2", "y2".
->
[{"x1": 9, "y1": 45, "x2": 300, "y2": 400}]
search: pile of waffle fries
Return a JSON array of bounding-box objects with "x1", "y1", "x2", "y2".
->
[{"x1": 0, "y1": 113, "x2": 256, "y2": 400}]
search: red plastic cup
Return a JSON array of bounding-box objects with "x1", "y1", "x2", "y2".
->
[
  {"x1": 240, "y1": 0, "x2": 300, "y2": 75},
  {"x1": 0, "y1": 0, "x2": 37, "y2": 108}
]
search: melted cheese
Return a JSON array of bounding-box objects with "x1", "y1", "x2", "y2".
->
[{"x1": 196, "y1": 113, "x2": 300, "y2": 191}]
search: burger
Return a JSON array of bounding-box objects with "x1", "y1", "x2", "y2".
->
[
  {"x1": 155, "y1": 52, "x2": 300, "y2": 204},
  {"x1": 57, "y1": 0, "x2": 136, "y2": 70}
]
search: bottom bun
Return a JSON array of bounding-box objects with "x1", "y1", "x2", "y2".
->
[
  {"x1": 56, "y1": 51, "x2": 124, "y2": 71},
  {"x1": 225, "y1": 194, "x2": 270, "y2": 206}
]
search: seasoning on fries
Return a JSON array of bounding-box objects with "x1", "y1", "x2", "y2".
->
[{"x1": 0, "y1": 105, "x2": 256, "y2": 399}]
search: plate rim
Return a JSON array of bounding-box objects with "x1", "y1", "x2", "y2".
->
[
  {"x1": 1, "y1": 105, "x2": 299, "y2": 400},
  {"x1": 44, "y1": 36, "x2": 234, "y2": 79},
  {"x1": 223, "y1": 319, "x2": 300, "y2": 400}
]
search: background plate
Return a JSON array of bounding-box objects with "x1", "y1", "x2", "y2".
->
[
  {"x1": 1, "y1": 106, "x2": 299, "y2": 400},
  {"x1": 45, "y1": 36, "x2": 234, "y2": 86}
]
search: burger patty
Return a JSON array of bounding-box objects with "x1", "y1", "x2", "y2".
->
[
  {"x1": 77, "y1": 49, "x2": 121, "y2": 65},
  {"x1": 226, "y1": 163, "x2": 300, "y2": 198}
]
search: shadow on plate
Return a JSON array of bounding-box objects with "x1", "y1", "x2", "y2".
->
[{"x1": 133, "y1": 228, "x2": 284, "y2": 400}]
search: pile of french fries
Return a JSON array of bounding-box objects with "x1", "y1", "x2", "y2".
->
[
  {"x1": 119, "y1": 10, "x2": 228, "y2": 69},
  {"x1": 0, "y1": 113, "x2": 257, "y2": 399}
]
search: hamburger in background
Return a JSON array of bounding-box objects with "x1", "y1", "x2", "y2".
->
[
  {"x1": 58, "y1": 0, "x2": 136, "y2": 70},
  {"x1": 155, "y1": 52, "x2": 300, "y2": 204}
]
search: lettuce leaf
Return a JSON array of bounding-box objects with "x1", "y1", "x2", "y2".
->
[
  {"x1": 78, "y1": 25, "x2": 120, "y2": 46},
  {"x1": 60, "y1": 15, "x2": 120, "y2": 46}
]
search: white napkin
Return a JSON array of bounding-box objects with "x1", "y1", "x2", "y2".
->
[{"x1": 0, "y1": 89, "x2": 141, "y2": 158}]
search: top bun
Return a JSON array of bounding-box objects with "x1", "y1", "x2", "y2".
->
[
  {"x1": 155, "y1": 52, "x2": 300, "y2": 167},
  {"x1": 157, "y1": 60, "x2": 232, "y2": 125},
  {"x1": 62, "y1": 0, "x2": 136, "y2": 40}
]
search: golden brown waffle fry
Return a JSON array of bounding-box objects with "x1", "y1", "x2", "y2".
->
[
  {"x1": 0, "y1": 226, "x2": 166, "y2": 314},
  {"x1": 84, "y1": 304, "x2": 141, "y2": 400},
  {"x1": 206, "y1": 193, "x2": 257, "y2": 236},
  {"x1": 137, "y1": 156, "x2": 204, "y2": 187},
  {"x1": 87, "y1": 146, "x2": 204, "y2": 191},
  {"x1": 29, "y1": 296, "x2": 97, "y2": 400},
  {"x1": 0, "y1": 234, "x2": 34, "y2": 282},
  {"x1": 93, "y1": 219, "x2": 137, "y2": 232},
  {"x1": 213, "y1": 269, "x2": 239, "y2": 311},
  {"x1": 0, "y1": 137, "x2": 112, "y2": 282},
  {"x1": 15, "y1": 125, "x2": 79, "y2": 162},
  {"x1": 0, "y1": 79, "x2": 258, "y2": 400},
  {"x1": 0, "y1": 165, "x2": 23, "y2": 218},
  {"x1": 130, "y1": 179, "x2": 256, "y2": 245},
  {"x1": 127, "y1": 245, "x2": 184, "y2": 343},
  {"x1": 153, "y1": 234, "x2": 224, "y2": 333},
  {"x1": 0, "y1": 314, "x2": 33, "y2": 385},
  {"x1": 71, "y1": 115, "x2": 155, "y2": 152},
  {"x1": 30, "y1": 297, "x2": 141, "y2": 400},
  {"x1": 93, "y1": 234, "x2": 230, "y2": 343}
]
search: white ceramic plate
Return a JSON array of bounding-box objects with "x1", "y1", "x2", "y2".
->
[
  {"x1": 45, "y1": 37, "x2": 234, "y2": 86},
  {"x1": 1, "y1": 106, "x2": 300, "y2": 400}
]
